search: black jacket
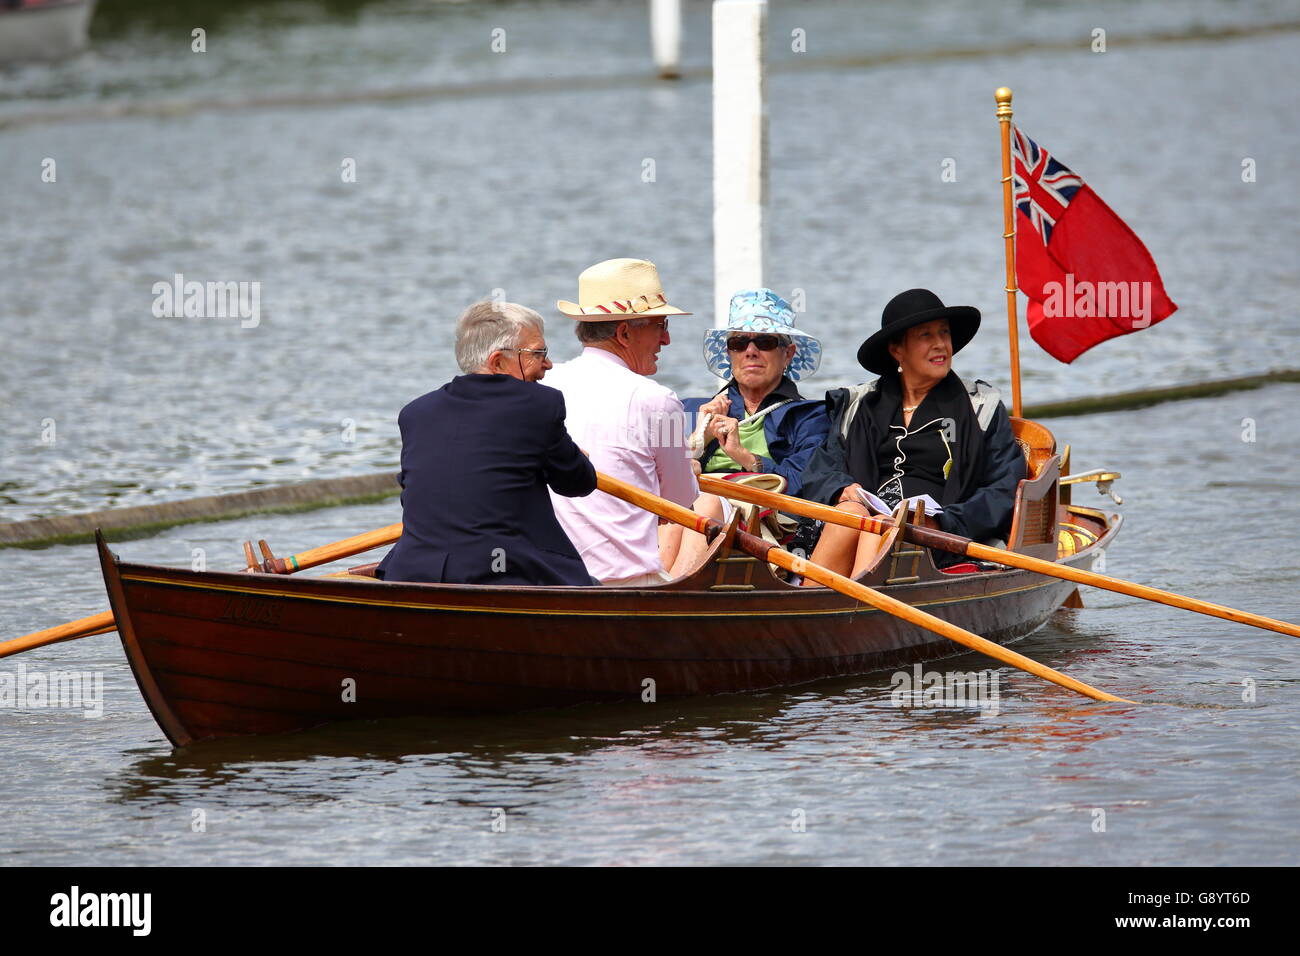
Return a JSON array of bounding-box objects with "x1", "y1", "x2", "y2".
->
[
  {"x1": 800, "y1": 375, "x2": 1025, "y2": 543},
  {"x1": 376, "y1": 374, "x2": 597, "y2": 586}
]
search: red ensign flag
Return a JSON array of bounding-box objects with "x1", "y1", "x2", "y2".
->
[{"x1": 1012, "y1": 126, "x2": 1177, "y2": 363}]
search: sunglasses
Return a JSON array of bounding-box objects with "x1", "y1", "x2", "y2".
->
[{"x1": 726, "y1": 334, "x2": 785, "y2": 352}]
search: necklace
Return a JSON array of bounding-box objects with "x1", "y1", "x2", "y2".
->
[{"x1": 903, "y1": 404, "x2": 919, "y2": 413}]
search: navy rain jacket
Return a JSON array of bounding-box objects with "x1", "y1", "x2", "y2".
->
[{"x1": 680, "y1": 376, "x2": 831, "y2": 496}]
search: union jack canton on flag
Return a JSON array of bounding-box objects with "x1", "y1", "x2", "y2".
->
[{"x1": 1012, "y1": 128, "x2": 1084, "y2": 244}]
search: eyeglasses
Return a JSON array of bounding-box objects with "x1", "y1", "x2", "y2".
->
[
  {"x1": 633, "y1": 318, "x2": 669, "y2": 332},
  {"x1": 503, "y1": 347, "x2": 549, "y2": 359},
  {"x1": 726, "y1": 334, "x2": 784, "y2": 352}
]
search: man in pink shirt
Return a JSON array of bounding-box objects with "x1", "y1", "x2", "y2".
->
[{"x1": 546, "y1": 258, "x2": 724, "y2": 586}]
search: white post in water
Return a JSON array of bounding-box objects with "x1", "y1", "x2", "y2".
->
[
  {"x1": 712, "y1": 0, "x2": 768, "y2": 327},
  {"x1": 650, "y1": 0, "x2": 682, "y2": 79}
]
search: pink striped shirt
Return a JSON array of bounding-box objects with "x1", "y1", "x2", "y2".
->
[{"x1": 544, "y1": 348, "x2": 699, "y2": 581}]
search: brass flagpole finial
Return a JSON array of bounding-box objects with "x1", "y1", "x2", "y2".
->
[{"x1": 995, "y1": 86, "x2": 1022, "y2": 417}]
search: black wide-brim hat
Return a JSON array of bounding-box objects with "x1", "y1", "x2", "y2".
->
[{"x1": 856, "y1": 288, "x2": 981, "y2": 375}]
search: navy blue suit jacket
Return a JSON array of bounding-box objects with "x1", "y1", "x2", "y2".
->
[{"x1": 375, "y1": 374, "x2": 597, "y2": 586}]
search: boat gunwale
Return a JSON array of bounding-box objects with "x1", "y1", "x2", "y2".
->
[{"x1": 106, "y1": 508, "x2": 1122, "y2": 611}]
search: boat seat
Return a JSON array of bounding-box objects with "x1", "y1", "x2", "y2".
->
[
  {"x1": 1009, "y1": 417, "x2": 1057, "y2": 480},
  {"x1": 320, "y1": 563, "x2": 380, "y2": 579},
  {"x1": 1007, "y1": 417, "x2": 1061, "y2": 561}
]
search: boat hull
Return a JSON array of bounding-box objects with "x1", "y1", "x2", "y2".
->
[{"x1": 98, "y1": 509, "x2": 1120, "y2": 746}]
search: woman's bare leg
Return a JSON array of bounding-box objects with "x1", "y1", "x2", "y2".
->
[
  {"x1": 801, "y1": 501, "x2": 871, "y2": 584},
  {"x1": 851, "y1": 530, "x2": 886, "y2": 578},
  {"x1": 668, "y1": 492, "x2": 726, "y2": 577},
  {"x1": 659, "y1": 523, "x2": 683, "y2": 571}
]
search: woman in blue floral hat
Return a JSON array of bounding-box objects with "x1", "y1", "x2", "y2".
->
[{"x1": 680, "y1": 289, "x2": 830, "y2": 495}]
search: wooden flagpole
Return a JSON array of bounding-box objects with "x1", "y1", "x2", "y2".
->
[{"x1": 996, "y1": 87, "x2": 1023, "y2": 417}]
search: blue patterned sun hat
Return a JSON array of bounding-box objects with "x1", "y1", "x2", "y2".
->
[{"x1": 703, "y1": 289, "x2": 823, "y2": 381}]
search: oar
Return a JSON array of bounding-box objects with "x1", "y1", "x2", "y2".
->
[
  {"x1": 698, "y1": 475, "x2": 1300, "y2": 640},
  {"x1": 256, "y1": 523, "x2": 402, "y2": 574},
  {"x1": 0, "y1": 523, "x2": 405, "y2": 661},
  {"x1": 597, "y1": 471, "x2": 1131, "y2": 704},
  {"x1": 0, "y1": 611, "x2": 118, "y2": 660}
]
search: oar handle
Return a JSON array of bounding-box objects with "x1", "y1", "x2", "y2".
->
[
  {"x1": 698, "y1": 475, "x2": 899, "y2": 536},
  {"x1": 263, "y1": 523, "x2": 404, "y2": 574},
  {"x1": 707, "y1": 475, "x2": 973, "y2": 562},
  {"x1": 595, "y1": 473, "x2": 719, "y2": 538}
]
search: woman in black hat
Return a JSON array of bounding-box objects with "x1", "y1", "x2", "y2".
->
[{"x1": 797, "y1": 289, "x2": 1026, "y2": 580}]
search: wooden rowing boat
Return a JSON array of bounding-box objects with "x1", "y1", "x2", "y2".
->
[{"x1": 95, "y1": 419, "x2": 1122, "y2": 746}]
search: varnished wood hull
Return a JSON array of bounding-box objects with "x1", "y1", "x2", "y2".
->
[{"x1": 97, "y1": 509, "x2": 1120, "y2": 746}]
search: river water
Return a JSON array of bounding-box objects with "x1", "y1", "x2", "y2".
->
[{"x1": 1, "y1": 0, "x2": 1298, "y2": 866}]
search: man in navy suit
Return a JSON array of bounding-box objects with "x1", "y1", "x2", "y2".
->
[{"x1": 376, "y1": 301, "x2": 598, "y2": 586}]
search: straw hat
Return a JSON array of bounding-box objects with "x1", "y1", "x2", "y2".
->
[
  {"x1": 557, "y1": 258, "x2": 692, "y2": 321},
  {"x1": 704, "y1": 288, "x2": 822, "y2": 381}
]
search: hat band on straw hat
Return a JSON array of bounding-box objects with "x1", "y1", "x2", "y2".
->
[
  {"x1": 576, "y1": 292, "x2": 670, "y2": 316},
  {"x1": 558, "y1": 258, "x2": 691, "y2": 319}
]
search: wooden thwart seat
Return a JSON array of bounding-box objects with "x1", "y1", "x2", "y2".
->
[
  {"x1": 1010, "y1": 417, "x2": 1056, "y2": 480},
  {"x1": 1008, "y1": 417, "x2": 1061, "y2": 560}
]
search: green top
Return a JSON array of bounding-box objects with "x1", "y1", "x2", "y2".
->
[{"x1": 705, "y1": 416, "x2": 771, "y2": 473}]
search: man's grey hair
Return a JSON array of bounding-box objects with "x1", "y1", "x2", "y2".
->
[
  {"x1": 455, "y1": 301, "x2": 545, "y2": 373},
  {"x1": 575, "y1": 316, "x2": 654, "y2": 345}
]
